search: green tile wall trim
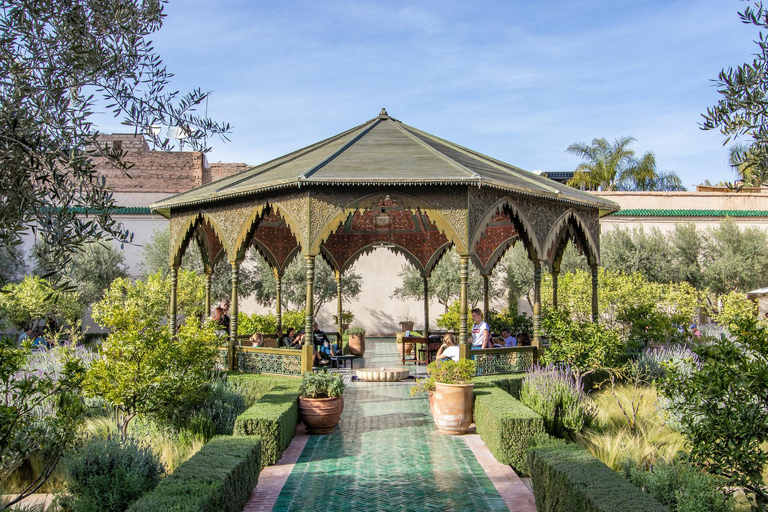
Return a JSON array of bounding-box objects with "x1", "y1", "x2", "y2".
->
[
  {"x1": 610, "y1": 209, "x2": 768, "y2": 218},
  {"x1": 68, "y1": 206, "x2": 154, "y2": 215}
]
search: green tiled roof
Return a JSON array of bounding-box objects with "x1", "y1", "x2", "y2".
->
[
  {"x1": 611, "y1": 209, "x2": 768, "y2": 217},
  {"x1": 69, "y1": 206, "x2": 153, "y2": 215},
  {"x1": 151, "y1": 110, "x2": 619, "y2": 216}
]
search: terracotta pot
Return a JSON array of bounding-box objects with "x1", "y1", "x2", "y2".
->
[
  {"x1": 348, "y1": 334, "x2": 365, "y2": 357},
  {"x1": 431, "y1": 382, "x2": 474, "y2": 435},
  {"x1": 299, "y1": 396, "x2": 344, "y2": 434},
  {"x1": 396, "y1": 341, "x2": 413, "y2": 356}
]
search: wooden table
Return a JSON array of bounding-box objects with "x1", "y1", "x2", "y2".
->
[{"x1": 400, "y1": 336, "x2": 438, "y2": 365}]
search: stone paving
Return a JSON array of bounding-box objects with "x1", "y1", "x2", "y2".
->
[{"x1": 244, "y1": 338, "x2": 536, "y2": 512}]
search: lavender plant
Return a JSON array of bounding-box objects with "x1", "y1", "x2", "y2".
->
[
  {"x1": 634, "y1": 345, "x2": 699, "y2": 381},
  {"x1": 520, "y1": 365, "x2": 596, "y2": 438}
]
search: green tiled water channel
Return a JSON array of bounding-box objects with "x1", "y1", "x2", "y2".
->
[{"x1": 273, "y1": 338, "x2": 508, "y2": 512}]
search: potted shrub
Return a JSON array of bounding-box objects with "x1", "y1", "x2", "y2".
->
[
  {"x1": 346, "y1": 326, "x2": 366, "y2": 357},
  {"x1": 412, "y1": 359, "x2": 476, "y2": 435},
  {"x1": 400, "y1": 320, "x2": 415, "y2": 332},
  {"x1": 396, "y1": 331, "x2": 414, "y2": 356},
  {"x1": 298, "y1": 370, "x2": 346, "y2": 434}
]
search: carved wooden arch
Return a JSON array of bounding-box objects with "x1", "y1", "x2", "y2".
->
[
  {"x1": 309, "y1": 191, "x2": 466, "y2": 254},
  {"x1": 193, "y1": 223, "x2": 226, "y2": 273},
  {"x1": 543, "y1": 208, "x2": 599, "y2": 267},
  {"x1": 171, "y1": 213, "x2": 229, "y2": 268},
  {"x1": 230, "y1": 203, "x2": 274, "y2": 262},
  {"x1": 470, "y1": 235, "x2": 520, "y2": 276},
  {"x1": 423, "y1": 242, "x2": 454, "y2": 278},
  {"x1": 469, "y1": 198, "x2": 543, "y2": 262},
  {"x1": 251, "y1": 239, "x2": 301, "y2": 276},
  {"x1": 322, "y1": 242, "x2": 427, "y2": 275}
]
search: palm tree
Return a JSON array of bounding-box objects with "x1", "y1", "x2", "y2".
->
[
  {"x1": 618, "y1": 151, "x2": 685, "y2": 191},
  {"x1": 566, "y1": 136, "x2": 636, "y2": 191},
  {"x1": 728, "y1": 142, "x2": 768, "y2": 188}
]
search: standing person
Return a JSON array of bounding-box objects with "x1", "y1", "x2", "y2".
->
[
  {"x1": 219, "y1": 299, "x2": 231, "y2": 334},
  {"x1": 436, "y1": 334, "x2": 460, "y2": 362},
  {"x1": 470, "y1": 308, "x2": 493, "y2": 349},
  {"x1": 211, "y1": 307, "x2": 229, "y2": 335},
  {"x1": 502, "y1": 329, "x2": 517, "y2": 347}
]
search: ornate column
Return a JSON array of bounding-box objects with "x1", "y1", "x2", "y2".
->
[
  {"x1": 591, "y1": 263, "x2": 599, "y2": 323},
  {"x1": 304, "y1": 255, "x2": 316, "y2": 337},
  {"x1": 552, "y1": 266, "x2": 560, "y2": 311},
  {"x1": 204, "y1": 268, "x2": 212, "y2": 319},
  {"x1": 229, "y1": 261, "x2": 240, "y2": 371},
  {"x1": 423, "y1": 275, "x2": 429, "y2": 339},
  {"x1": 533, "y1": 260, "x2": 542, "y2": 350},
  {"x1": 274, "y1": 268, "x2": 283, "y2": 337},
  {"x1": 459, "y1": 255, "x2": 469, "y2": 346},
  {"x1": 169, "y1": 265, "x2": 179, "y2": 336},
  {"x1": 482, "y1": 274, "x2": 490, "y2": 321},
  {"x1": 335, "y1": 269, "x2": 343, "y2": 335}
]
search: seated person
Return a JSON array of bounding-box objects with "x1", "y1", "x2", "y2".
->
[
  {"x1": 502, "y1": 329, "x2": 517, "y2": 347},
  {"x1": 311, "y1": 321, "x2": 330, "y2": 347},
  {"x1": 318, "y1": 339, "x2": 339, "y2": 358},
  {"x1": 295, "y1": 330, "x2": 307, "y2": 347},
  {"x1": 282, "y1": 328, "x2": 300, "y2": 348},
  {"x1": 436, "y1": 334, "x2": 460, "y2": 362},
  {"x1": 249, "y1": 333, "x2": 264, "y2": 347},
  {"x1": 18, "y1": 326, "x2": 32, "y2": 345},
  {"x1": 211, "y1": 307, "x2": 229, "y2": 335},
  {"x1": 517, "y1": 332, "x2": 531, "y2": 346},
  {"x1": 31, "y1": 331, "x2": 47, "y2": 350}
]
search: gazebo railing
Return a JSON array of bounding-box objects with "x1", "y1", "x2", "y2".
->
[
  {"x1": 468, "y1": 346, "x2": 536, "y2": 375},
  {"x1": 218, "y1": 343, "x2": 313, "y2": 376}
]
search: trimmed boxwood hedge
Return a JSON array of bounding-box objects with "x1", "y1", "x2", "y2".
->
[
  {"x1": 475, "y1": 373, "x2": 527, "y2": 399},
  {"x1": 473, "y1": 380, "x2": 545, "y2": 475},
  {"x1": 528, "y1": 443, "x2": 669, "y2": 512},
  {"x1": 233, "y1": 378, "x2": 301, "y2": 466},
  {"x1": 126, "y1": 436, "x2": 261, "y2": 512}
]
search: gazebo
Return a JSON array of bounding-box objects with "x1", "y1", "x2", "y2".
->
[{"x1": 151, "y1": 109, "x2": 619, "y2": 369}]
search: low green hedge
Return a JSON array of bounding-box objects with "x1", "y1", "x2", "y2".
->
[
  {"x1": 475, "y1": 373, "x2": 526, "y2": 399},
  {"x1": 233, "y1": 378, "x2": 301, "y2": 466},
  {"x1": 528, "y1": 443, "x2": 669, "y2": 512},
  {"x1": 473, "y1": 381, "x2": 545, "y2": 475},
  {"x1": 126, "y1": 436, "x2": 261, "y2": 512},
  {"x1": 226, "y1": 373, "x2": 281, "y2": 408}
]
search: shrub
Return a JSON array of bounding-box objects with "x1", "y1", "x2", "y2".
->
[
  {"x1": 162, "y1": 380, "x2": 247, "y2": 440},
  {"x1": 435, "y1": 301, "x2": 473, "y2": 332},
  {"x1": 541, "y1": 310, "x2": 626, "y2": 380},
  {"x1": 346, "y1": 326, "x2": 366, "y2": 336},
  {"x1": 634, "y1": 345, "x2": 699, "y2": 382},
  {"x1": 299, "y1": 370, "x2": 344, "y2": 398},
  {"x1": 232, "y1": 379, "x2": 301, "y2": 466},
  {"x1": 226, "y1": 373, "x2": 280, "y2": 408},
  {"x1": 126, "y1": 436, "x2": 261, "y2": 512},
  {"x1": 473, "y1": 380, "x2": 545, "y2": 475},
  {"x1": 621, "y1": 458, "x2": 733, "y2": 512},
  {"x1": 62, "y1": 436, "x2": 162, "y2": 512},
  {"x1": 488, "y1": 309, "x2": 532, "y2": 337},
  {"x1": 528, "y1": 443, "x2": 669, "y2": 512},
  {"x1": 237, "y1": 312, "x2": 276, "y2": 336},
  {"x1": 520, "y1": 365, "x2": 595, "y2": 438},
  {"x1": 475, "y1": 373, "x2": 527, "y2": 399}
]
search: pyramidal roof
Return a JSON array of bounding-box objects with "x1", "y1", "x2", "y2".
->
[{"x1": 151, "y1": 109, "x2": 619, "y2": 215}]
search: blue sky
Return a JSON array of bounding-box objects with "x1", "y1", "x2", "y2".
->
[{"x1": 96, "y1": 0, "x2": 758, "y2": 189}]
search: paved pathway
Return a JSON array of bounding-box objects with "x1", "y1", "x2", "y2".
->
[{"x1": 244, "y1": 338, "x2": 536, "y2": 512}]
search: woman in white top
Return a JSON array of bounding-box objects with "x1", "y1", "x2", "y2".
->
[
  {"x1": 470, "y1": 308, "x2": 493, "y2": 349},
  {"x1": 436, "y1": 334, "x2": 460, "y2": 362}
]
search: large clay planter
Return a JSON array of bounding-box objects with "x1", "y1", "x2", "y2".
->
[
  {"x1": 299, "y1": 396, "x2": 344, "y2": 434},
  {"x1": 431, "y1": 382, "x2": 474, "y2": 435},
  {"x1": 348, "y1": 334, "x2": 365, "y2": 357},
  {"x1": 396, "y1": 341, "x2": 413, "y2": 356}
]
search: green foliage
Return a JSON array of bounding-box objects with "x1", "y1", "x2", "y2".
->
[
  {"x1": 487, "y1": 309, "x2": 532, "y2": 336},
  {"x1": 86, "y1": 277, "x2": 219, "y2": 439},
  {"x1": 713, "y1": 291, "x2": 761, "y2": 331},
  {"x1": 299, "y1": 370, "x2": 345, "y2": 399},
  {"x1": 232, "y1": 378, "x2": 301, "y2": 466},
  {"x1": 566, "y1": 136, "x2": 637, "y2": 191},
  {"x1": 660, "y1": 317, "x2": 768, "y2": 508},
  {"x1": 0, "y1": 244, "x2": 25, "y2": 287},
  {"x1": 92, "y1": 270, "x2": 204, "y2": 331},
  {"x1": 346, "y1": 326, "x2": 365, "y2": 336},
  {"x1": 475, "y1": 373, "x2": 527, "y2": 399},
  {"x1": 700, "y1": 218, "x2": 768, "y2": 295},
  {"x1": 541, "y1": 311, "x2": 625, "y2": 379},
  {"x1": 528, "y1": 443, "x2": 669, "y2": 511},
  {"x1": 237, "y1": 312, "x2": 276, "y2": 336},
  {"x1": 0, "y1": 337, "x2": 86, "y2": 508},
  {"x1": 225, "y1": 373, "x2": 280, "y2": 408},
  {"x1": 0, "y1": 1, "x2": 229, "y2": 288},
  {"x1": 126, "y1": 436, "x2": 261, "y2": 512},
  {"x1": 62, "y1": 436, "x2": 162, "y2": 512},
  {"x1": 0, "y1": 275, "x2": 83, "y2": 330},
  {"x1": 520, "y1": 365, "x2": 596, "y2": 438},
  {"x1": 411, "y1": 359, "x2": 475, "y2": 395},
  {"x1": 332, "y1": 310, "x2": 355, "y2": 325},
  {"x1": 473, "y1": 380, "x2": 545, "y2": 475},
  {"x1": 499, "y1": 243, "x2": 534, "y2": 313},
  {"x1": 392, "y1": 249, "x2": 487, "y2": 311},
  {"x1": 622, "y1": 458, "x2": 733, "y2": 512},
  {"x1": 435, "y1": 301, "x2": 473, "y2": 332}
]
